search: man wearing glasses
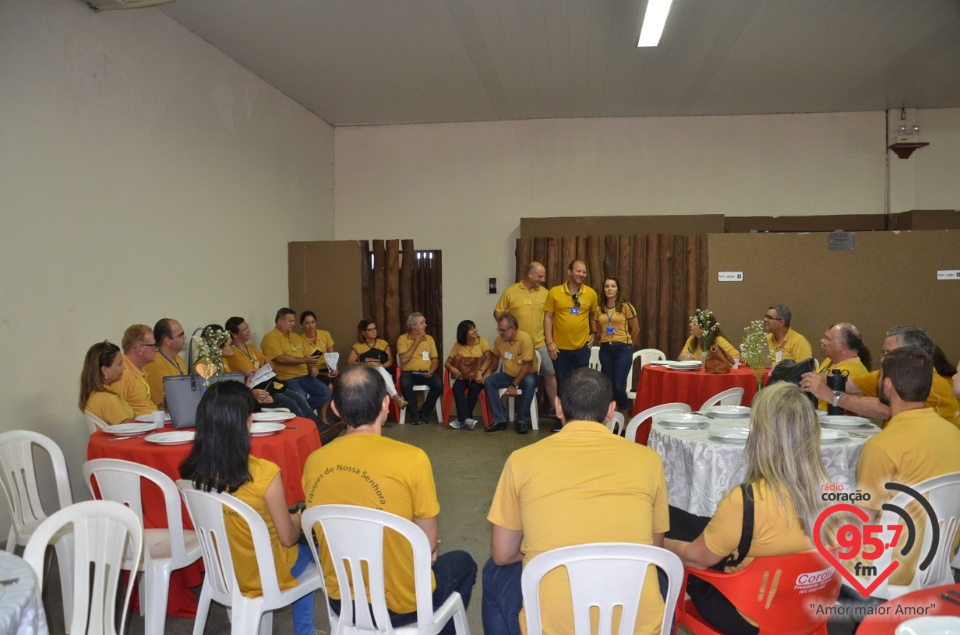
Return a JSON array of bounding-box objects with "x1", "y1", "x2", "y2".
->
[
  {"x1": 109, "y1": 324, "x2": 158, "y2": 416},
  {"x1": 484, "y1": 313, "x2": 538, "y2": 434},
  {"x1": 143, "y1": 318, "x2": 190, "y2": 408},
  {"x1": 762, "y1": 304, "x2": 811, "y2": 365}
]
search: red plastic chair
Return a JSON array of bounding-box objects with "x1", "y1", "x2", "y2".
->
[
  {"x1": 676, "y1": 550, "x2": 841, "y2": 635},
  {"x1": 440, "y1": 369, "x2": 492, "y2": 428}
]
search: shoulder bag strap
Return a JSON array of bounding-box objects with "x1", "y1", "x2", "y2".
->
[{"x1": 719, "y1": 483, "x2": 755, "y2": 569}]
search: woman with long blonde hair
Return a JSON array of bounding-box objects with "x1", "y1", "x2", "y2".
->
[{"x1": 664, "y1": 382, "x2": 831, "y2": 634}]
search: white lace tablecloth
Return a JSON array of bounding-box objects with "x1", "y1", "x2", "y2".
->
[
  {"x1": 0, "y1": 551, "x2": 48, "y2": 635},
  {"x1": 649, "y1": 421, "x2": 880, "y2": 517}
]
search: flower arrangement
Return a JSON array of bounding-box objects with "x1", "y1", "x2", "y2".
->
[
  {"x1": 740, "y1": 319, "x2": 768, "y2": 389},
  {"x1": 690, "y1": 308, "x2": 719, "y2": 351},
  {"x1": 194, "y1": 326, "x2": 229, "y2": 381}
]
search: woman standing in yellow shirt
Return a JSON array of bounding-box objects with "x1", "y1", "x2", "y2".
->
[
  {"x1": 79, "y1": 341, "x2": 136, "y2": 425},
  {"x1": 592, "y1": 277, "x2": 639, "y2": 414}
]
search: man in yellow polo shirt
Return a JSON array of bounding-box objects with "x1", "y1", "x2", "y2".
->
[
  {"x1": 763, "y1": 304, "x2": 812, "y2": 365},
  {"x1": 483, "y1": 368, "x2": 669, "y2": 634},
  {"x1": 143, "y1": 318, "x2": 188, "y2": 408},
  {"x1": 494, "y1": 261, "x2": 557, "y2": 412},
  {"x1": 109, "y1": 324, "x2": 158, "y2": 416},
  {"x1": 396, "y1": 312, "x2": 443, "y2": 425},
  {"x1": 814, "y1": 322, "x2": 870, "y2": 411},
  {"x1": 302, "y1": 364, "x2": 477, "y2": 627},
  {"x1": 483, "y1": 313, "x2": 537, "y2": 434},
  {"x1": 852, "y1": 346, "x2": 960, "y2": 588},
  {"x1": 802, "y1": 325, "x2": 960, "y2": 428}
]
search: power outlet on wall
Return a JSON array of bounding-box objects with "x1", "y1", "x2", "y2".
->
[{"x1": 488, "y1": 278, "x2": 498, "y2": 294}]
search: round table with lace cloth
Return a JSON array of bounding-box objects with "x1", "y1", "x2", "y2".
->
[{"x1": 0, "y1": 551, "x2": 48, "y2": 635}]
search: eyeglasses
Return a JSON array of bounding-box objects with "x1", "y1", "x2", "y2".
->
[
  {"x1": 763, "y1": 314, "x2": 780, "y2": 321},
  {"x1": 137, "y1": 342, "x2": 158, "y2": 350},
  {"x1": 497, "y1": 326, "x2": 515, "y2": 334},
  {"x1": 571, "y1": 292, "x2": 580, "y2": 309}
]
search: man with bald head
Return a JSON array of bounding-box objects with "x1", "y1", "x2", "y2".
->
[
  {"x1": 143, "y1": 318, "x2": 189, "y2": 408},
  {"x1": 813, "y1": 322, "x2": 870, "y2": 411},
  {"x1": 110, "y1": 324, "x2": 159, "y2": 416},
  {"x1": 494, "y1": 261, "x2": 557, "y2": 407}
]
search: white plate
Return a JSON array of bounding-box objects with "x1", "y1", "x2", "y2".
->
[
  {"x1": 102, "y1": 423, "x2": 156, "y2": 436},
  {"x1": 659, "y1": 413, "x2": 710, "y2": 428},
  {"x1": 252, "y1": 411, "x2": 296, "y2": 422},
  {"x1": 645, "y1": 360, "x2": 673, "y2": 366},
  {"x1": 134, "y1": 413, "x2": 171, "y2": 423},
  {"x1": 667, "y1": 364, "x2": 700, "y2": 372},
  {"x1": 709, "y1": 428, "x2": 750, "y2": 443},
  {"x1": 819, "y1": 415, "x2": 873, "y2": 428},
  {"x1": 704, "y1": 405, "x2": 752, "y2": 418},
  {"x1": 144, "y1": 431, "x2": 195, "y2": 445},
  {"x1": 250, "y1": 422, "x2": 286, "y2": 436},
  {"x1": 896, "y1": 616, "x2": 960, "y2": 635},
  {"x1": 819, "y1": 429, "x2": 849, "y2": 443}
]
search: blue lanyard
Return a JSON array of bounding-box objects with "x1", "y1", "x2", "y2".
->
[{"x1": 159, "y1": 351, "x2": 185, "y2": 375}]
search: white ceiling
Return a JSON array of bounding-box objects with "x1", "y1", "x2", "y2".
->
[{"x1": 159, "y1": 0, "x2": 960, "y2": 127}]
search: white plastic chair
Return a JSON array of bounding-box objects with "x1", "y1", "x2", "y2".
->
[
  {"x1": 853, "y1": 471, "x2": 960, "y2": 599},
  {"x1": 624, "y1": 403, "x2": 691, "y2": 445},
  {"x1": 699, "y1": 387, "x2": 745, "y2": 411},
  {"x1": 0, "y1": 430, "x2": 75, "y2": 627},
  {"x1": 605, "y1": 412, "x2": 625, "y2": 435},
  {"x1": 588, "y1": 346, "x2": 601, "y2": 371},
  {"x1": 301, "y1": 504, "x2": 470, "y2": 635},
  {"x1": 626, "y1": 349, "x2": 666, "y2": 403},
  {"x1": 84, "y1": 410, "x2": 108, "y2": 434},
  {"x1": 396, "y1": 355, "x2": 444, "y2": 425},
  {"x1": 23, "y1": 500, "x2": 142, "y2": 635},
  {"x1": 521, "y1": 543, "x2": 683, "y2": 635},
  {"x1": 176, "y1": 480, "x2": 323, "y2": 635},
  {"x1": 83, "y1": 459, "x2": 202, "y2": 635},
  {"x1": 498, "y1": 350, "x2": 541, "y2": 430}
]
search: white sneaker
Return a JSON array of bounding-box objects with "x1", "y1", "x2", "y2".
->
[
  {"x1": 449, "y1": 420, "x2": 463, "y2": 429},
  {"x1": 463, "y1": 418, "x2": 478, "y2": 430}
]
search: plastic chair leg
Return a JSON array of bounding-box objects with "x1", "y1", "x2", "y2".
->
[
  {"x1": 142, "y1": 564, "x2": 173, "y2": 635},
  {"x1": 192, "y1": 582, "x2": 213, "y2": 635}
]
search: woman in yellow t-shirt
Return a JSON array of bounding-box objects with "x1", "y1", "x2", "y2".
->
[
  {"x1": 79, "y1": 341, "x2": 136, "y2": 426},
  {"x1": 300, "y1": 311, "x2": 338, "y2": 425},
  {"x1": 443, "y1": 320, "x2": 493, "y2": 429},
  {"x1": 678, "y1": 309, "x2": 739, "y2": 362},
  {"x1": 179, "y1": 381, "x2": 315, "y2": 635},
  {"x1": 664, "y1": 383, "x2": 831, "y2": 635},
  {"x1": 592, "y1": 277, "x2": 639, "y2": 413},
  {"x1": 346, "y1": 319, "x2": 407, "y2": 410}
]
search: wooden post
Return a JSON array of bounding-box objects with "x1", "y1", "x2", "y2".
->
[
  {"x1": 546, "y1": 238, "x2": 560, "y2": 289},
  {"x1": 360, "y1": 240, "x2": 371, "y2": 321},
  {"x1": 587, "y1": 235, "x2": 602, "y2": 290},
  {"x1": 619, "y1": 235, "x2": 633, "y2": 305},
  {"x1": 385, "y1": 240, "x2": 401, "y2": 347},
  {"x1": 560, "y1": 237, "x2": 576, "y2": 284},
  {"x1": 671, "y1": 235, "x2": 686, "y2": 356},
  {"x1": 604, "y1": 234, "x2": 619, "y2": 280},
  {"x1": 400, "y1": 239, "x2": 415, "y2": 324},
  {"x1": 372, "y1": 240, "x2": 386, "y2": 331},
  {"x1": 644, "y1": 235, "x2": 659, "y2": 348}
]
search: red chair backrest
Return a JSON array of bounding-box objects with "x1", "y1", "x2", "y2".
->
[{"x1": 678, "y1": 550, "x2": 841, "y2": 635}]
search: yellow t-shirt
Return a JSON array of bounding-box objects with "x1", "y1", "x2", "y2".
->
[
  {"x1": 851, "y1": 371, "x2": 960, "y2": 429},
  {"x1": 488, "y1": 421, "x2": 669, "y2": 635},
  {"x1": 351, "y1": 339, "x2": 391, "y2": 365},
  {"x1": 815, "y1": 357, "x2": 869, "y2": 411},
  {"x1": 302, "y1": 330, "x2": 334, "y2": 370},
  {"x1": 108, "y1": 354, "x2": 155, "y2": 416},
  {"x1": 396, "y1": 333, "x2": 438, "y2": 373},
  {"x1": 492, "y1": 331, "x2": 536, "y2": 377},
  {"x1": 226, "y1": 457, "x2": 299, "y2": 597},
  {"x1": 446, "y1": 338, "x2": 491, "y2": 378},
  {"x1": 302, "y1": 434, "x2": 440, "y2": 614},
  {"x1": 84, "y1": 389, "x2": 136, "y2": 425},
  {"x1": 678, "y1": 335, "x2": 739, "y2": 361},
  {"x1": 260, "y1": 329, "x2": 309, "y2": 381},
  {"x1": 593, "y1": 303, "x2": 637, "y2": 345},
  {"x1": 142, "y1": 352, "x2": 188, "y2": 408},
  {"x1": 855, "y1": 408, "x2": 960, "y2": 585},
  {"x1": 222, "y1": 343, "x2": 268, "y2": 375},
  {"x1": 545, "y1": 283, "x2": 599, "y2": 350},
  {"x1": 494, "y1": 282, "x2": 549, "y2": 347},
  {"x1": 766, "y1": 329, "x2": 813, "y2": 365}
]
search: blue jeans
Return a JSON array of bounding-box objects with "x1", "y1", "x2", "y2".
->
[
  {"x1": 271, "y1": 391, "x2": 322, "y2": 427},
  {"x1": 399, "y1": 371, "x2": 444, "y2": 420},
  {"x1": 286, "y1": 375, "x2": 331, "y2": 410},
  {"x1": 329, "y1": 550, "x2": 477, "y2": 635},
  {"x1": 451, "y1": 379, "x2": 483, "y2": 422},
  {"x1": 599, "y1": 342, "x2": 633, "y2": 410},
  {"x1": 484, "y1": 372, "x2": 538, "y2": 425},
  {"x1": 552, "y1": 346, "x2": 590, "y2": 385},
  {"x1": 289, "y1": 543, "x2": 316, "y2": 635}
]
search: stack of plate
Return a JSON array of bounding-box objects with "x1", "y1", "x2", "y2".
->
[
  {"x1": 703, "y1": 405, "x2": 751, "y2": 419},
  {"x1": 709, "y1": 428, "x2": 750, "y2": 444},
  {"x1": 250, "y1": 422, "x2": 286, "y2": 437},
  {"x1": 819, "y1": 415, "x2": 873, "y2": 429},
  {"x1": 666, "y1": 360, "x2": 702, "y2": 371},
  {"x1": 252, "y1": 411, "x2": 296, "y2": 422},
  {"x1": 658, "y1": 413, "x2": 710, "y2": 429},
  {"x1": 102, "y1": 423, "x2": 156, "y2": 436},
  {"x1": 144, "y1": 431, "x2": 195, "y2": 445},
  {"x1": 819, "y1": 429, "x2": 849, "y2": 443}
]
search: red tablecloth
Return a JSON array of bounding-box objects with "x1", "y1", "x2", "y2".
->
[
  {"x1": 857, "y1": 583, "x2": 960, "y2": 634},
  {"x1": 634, "y1": 365, "x2": 770, "y2": 415},
  {"x1": 86, "y1": 418, "x2": 321, "y2": 617}
]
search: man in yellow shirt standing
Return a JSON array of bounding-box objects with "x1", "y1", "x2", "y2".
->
[
  {"x1": 143, "y1": 318, "x2": 189, "y2": 408},
  {"x1": 302, "y1": 364, "x2": 477, "y2": 630},
  {"x1": 763, "y1": 304, "x2": 812, "y2": 365},
  {"x1": 110, "y1": 324, "x2": 158, "y2": 416},
  {"x1": 483, "y1": 368, "x2": 669, "y2": 635},
  {"x1": 494, "y1": 261, "x2": 557, "y2": 414},
  {"x1": 396, "y1": 312, "x2": 443, "y2": 425}
]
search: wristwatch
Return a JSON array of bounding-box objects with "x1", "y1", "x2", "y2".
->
[{"x1": 832, "y1": 391, "x2": 843, "y2": 408}]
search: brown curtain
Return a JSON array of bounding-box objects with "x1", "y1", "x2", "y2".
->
[{"x1": 362, "y1": 240, "x2": 443, "y2": 353}]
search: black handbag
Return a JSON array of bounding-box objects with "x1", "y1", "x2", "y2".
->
[{"x1": 766, "y1": 358, "x2": 818, "y2": 407}]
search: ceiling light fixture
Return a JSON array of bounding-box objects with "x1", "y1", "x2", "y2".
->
[{"x1": 637, "y1": 0, "x2": 675, "y2": 47}]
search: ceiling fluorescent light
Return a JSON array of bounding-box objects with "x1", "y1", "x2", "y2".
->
[{"x1": 637, "y1": 0, "x2": 674, "y2": 47}]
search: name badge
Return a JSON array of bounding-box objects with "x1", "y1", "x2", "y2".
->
[
  {"x1": 422, "y1": 351, "x2": 430, "y2": 361},
  {"x1": 523, "y1": 299, "x2": 532, "y2": 305},
  {"x1": 504, "y1": 351, "x2": 513, "y2": 360},
  {"x1": 775, "y1": 351, "x2": 783, "y2": 363},
  {"x1": 606, "y1": 326, "x2": 615, "y2": 335},
  {"x1": 570, "y1": 307, "x2": 580, "y2": 315}
]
